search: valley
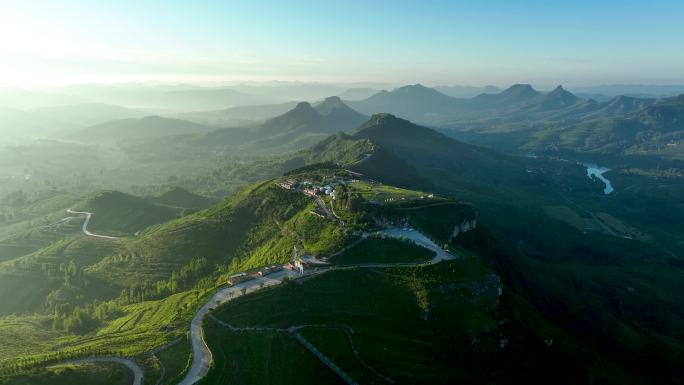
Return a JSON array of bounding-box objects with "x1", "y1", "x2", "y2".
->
[
  {"x1": 4, "y1": 2, "x2": 684, "y2": 383},
  {"x1": 0, "y1": 82, "x2": 682, "y2": 385}
]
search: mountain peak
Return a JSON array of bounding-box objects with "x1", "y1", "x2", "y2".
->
[
  {"x1": 496, "y1": 84, "x2": 541, "y2": 100},
  {"x1": 543, "y1": 85, "x2": 580, "y2": 104},
  {"x1": 353, "y1": 113, "x2": 424, "y2": 138},
  {"x1": 315, "y1": 96, "x2": 348, "y2": 113},
  {"x1": 259, "y1": 101, "x2": 324, "y2": 132},
  {"x1": 503, "y1": 84, "x2": 536, "y2": 94},
  {"x1": 393, "y1": 84, "x2": 443, "y2": 96},
  {"x1": 367, "y1": 112, "x2": 400, "y2": 124},
  {"x1": 314, "y1": 95, "x2": 368, "y2": 131},
  {"x1": 295, "y1": 101, "x2": 314, "y2": 110},
  {"x1": 548, "y1": 85, "x2": 573, "y2": 96},
  {"x1": 323, "y1": 95, "x2": 343, "y2": 103}
]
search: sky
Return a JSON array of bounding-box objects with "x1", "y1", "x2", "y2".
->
[{"x1": 1, "y1": 0, "x2": 683, "y2": 88}]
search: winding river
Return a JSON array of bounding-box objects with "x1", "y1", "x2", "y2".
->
[{"x1": 585, "y1": 164, "x2": 614, "y2": 194}]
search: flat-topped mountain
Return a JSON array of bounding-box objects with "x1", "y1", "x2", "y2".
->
[
  {"x1": 349, "y1": 84, "x2": 462, "y2": 121},
  {"x1": 473, "y1": 83, "x2": 543, "y2": 107}
]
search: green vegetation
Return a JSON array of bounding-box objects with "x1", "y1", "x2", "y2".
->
[
  {"x1": 74, "y1": 190, "x2": 184, "y2": 235},
  {"x1": 209, "y1": 260, "x2": 499, "y2": 384},
  {"x1": 0, "y1": 289, "x2": 204, "y2": 372},
  {"x1": 454, "y1": 224, "x2": 684, "y2": 384},
  {"x1": 346, "y1": 179, "x2": 434, "y2": 203},
  {"x1": 297, "y1": 326, "x2": 380, "y2": 384},
  {"x1": 543, "y1": 205, "x2": 597, "y2": 231},
  {"x1": 0, "y1": 99, "x2": 681, "y2": 385},
  {"x1": 148, "y1": 186, "x2": 215, "y2": 210},
  {"x1": 3, "y1": 167, "x2": 449, "y2": 372},
  {"x1": 198, "y1": 326, "x2": 345, "y2": 385},
  {"x1": 113, "y1": 181, "x2": 346, "y2": 281},
  {"x1": 0, "y1": 361, "x2": 132, "y2": 385},
  {"x1": 155, "y1": 337, "x2": 192, "y2": 385}
]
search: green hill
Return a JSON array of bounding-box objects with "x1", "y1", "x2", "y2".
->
[
  {"x1": 73, "y1": 190, "x2": 183, "y2": 236},
  {"x1": 205, "y1": 259, "x2": 499, "y2": 384},
  {"x1": 0, "y1": 162, "x2": 479, "y2": 377},
  {"x1": 147, "y1": 186, "x2": 215, "y2": 210}
]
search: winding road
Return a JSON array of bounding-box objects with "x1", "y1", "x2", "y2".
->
[
  {"x1": 177, "y1": 227, "x2": 455, "y2": 385},
  {"x1": 66, "y1": 209, "x2": 121, "y2": 240},
  {"x1": 36, "y1": 226, "x2": 454, "y2": 385}
]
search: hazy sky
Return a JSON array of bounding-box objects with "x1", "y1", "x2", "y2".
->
[{"x1": 1, "y1": 0, "x2": 683, "y2": 88}]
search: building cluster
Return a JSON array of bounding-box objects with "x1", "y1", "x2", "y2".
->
[
  {"x1": 276, "y1": 177, "x2": 359, "y2": 200},
  {"x1": 284, "y1": 245, "x2": 329, "y2": 275},
  {"x1": 275, "y1": 179, "x2": 296, "y2": 190}
]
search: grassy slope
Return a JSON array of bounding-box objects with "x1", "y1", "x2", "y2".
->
[
  {"x1": 198, "y1": 327, "x2": 345, "y2": 385},
  {"x1": 148, "y1": 186, "x2": 215, "y2": 210},
  {"x1": 0, "y1": 361, "x2": 132, "y2": 385},
  {"x1": 0, "y1": 236, "x2": 123, "y2": 316},
  {"x1": 91, "y1": 180, "x2": 349, "y2": 283},
  {"x1": 155, "y1": 336, "x2": 191, "y2": 385},
  {"x1": 210, "y1": 259, "x2": 499, "y2": 384},
  {"x1": 0, "y1": 289, "x2": 203, "y2": 368},
  {"x1": 75, "y1": 190, "x2": 183, "y2": 235},
  {"x1": 0, "y1": 167, "x2": 482, "y2": 378},
  {"x1": 0, "y1": 191, "x2": 82, "y2": 263}
]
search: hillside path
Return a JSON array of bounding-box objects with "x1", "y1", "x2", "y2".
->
[
  {"x1": 66, "y1": 209, "x2": 121, "y2": 240},
  {"x1": 177, "y1": 226, "x2": 455, "y2": 385}
]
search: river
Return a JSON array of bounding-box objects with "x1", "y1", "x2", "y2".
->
[{"x1": 585, "y1": 164, "x2": 614, "y2": 194}]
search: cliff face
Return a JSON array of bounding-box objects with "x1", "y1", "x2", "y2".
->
[{"x1": 449, "y1": 217, "x2": 477, "y2": 242}]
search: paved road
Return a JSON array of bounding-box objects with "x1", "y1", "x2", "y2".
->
[
  {"x1": 177, "y1": 227, "x2": 455, "y2": 385},
  {"x1": 36, "y1": 224, "x2": 455, "y2": 385},
  {"x1": 62, "y1": 356, "x2": 143, "y2": 385},
  {"x1": 177, "y1": 268, "x2": 301, "y2": 385},
  {"x1": 378, "y1": 227, "x2": 454, "y2": 263},
  {"x1": 66, "y1": 209, "x2": 121, "y2": 240}
]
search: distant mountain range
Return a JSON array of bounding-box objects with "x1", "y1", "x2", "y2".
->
[
  {"x1": 124, "y1": 98, "x2": 369, "y2": 156},
  {"x1": 5, "y1": 81, "x2": 681, "y2": 162},
  {"x1": 337, "y1": 87, "x2": 382, "y2": 100},
  {"x1": 175, "y1": 102, "x2": 300, "y2": 127},
  {"x1": 348, "y1": 83, "x2": 668, "y2": 126},
  {"x1": 434, "y1": 85, "x2": 501, "y2": 98},
  {"x1": 0, "y1": 106, "x2": 77, "y2": 139},
  {"x1": 348, "y1": 84, "x2": 463, "y2": 122},
  {"x1": 70, "y1": 115, "x2": 214, "y2": 145},
  {"x1": 567, "y1": 84, "x2": 684, "y2": 98},
  {"x1": 32, "y1": 103, "x2": 149, "y2": 127},
  {"x1": 521, "y1": 95, "x2": 684, "y2": 157},
  {"x1": 200, "y1": 98, "x2": 368, "y2": 152}
]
